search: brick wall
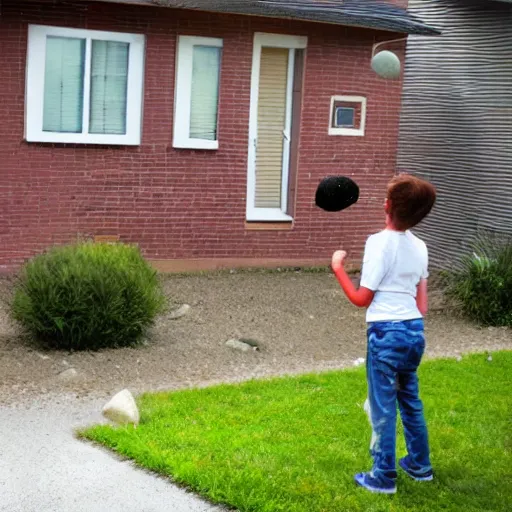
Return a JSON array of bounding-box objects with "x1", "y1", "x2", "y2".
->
[{"x1": 0, "y1": 0, "x2": 406, "y2": 271}]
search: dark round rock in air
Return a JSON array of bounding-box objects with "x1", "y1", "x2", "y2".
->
[{"x1": 315, "y1": 176, "x2": 360, "y2": 212}]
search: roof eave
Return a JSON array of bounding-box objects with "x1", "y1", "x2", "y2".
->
[{"x1": 80, "y1": 0, "x2": 442, "y2": 36}]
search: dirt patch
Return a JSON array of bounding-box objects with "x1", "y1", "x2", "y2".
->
[{"x1": 0, "y1": 271, "x2": 510, "y2": 405}]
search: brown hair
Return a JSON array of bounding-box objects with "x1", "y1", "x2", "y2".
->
[{"x1": 387, "y1": 174, "x2": 437, "y2": 231}]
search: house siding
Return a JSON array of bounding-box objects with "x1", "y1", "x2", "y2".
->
[
  {"x1": 0, "y1": 0, "x2": 406, "y2": 271},
  {"x1": 398, "y1": 0, "x2": 512, "y2": 268}
]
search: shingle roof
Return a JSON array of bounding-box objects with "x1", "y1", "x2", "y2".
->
[{"x1": 100, "y1": 0, "x2": 441, "y2": 35}]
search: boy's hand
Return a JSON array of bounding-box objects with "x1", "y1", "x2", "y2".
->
[
  {"x1": 331, "y1": 250, "x2": 347, "y2": 270},
  {"x1": 331, "y1": 249, "x2": 374, "y2": 308}
]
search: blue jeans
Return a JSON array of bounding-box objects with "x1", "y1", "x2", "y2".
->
[{"x1": 365, "y1": 319, "x2": 432, "y2": 486}]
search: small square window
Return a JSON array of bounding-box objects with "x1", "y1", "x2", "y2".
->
[
  {"x1": 335, "y1": 107, "x2": 355, "y2": 128},
  {"x1": 329, "y1": 96, "x2": 366, "y2": 137}
]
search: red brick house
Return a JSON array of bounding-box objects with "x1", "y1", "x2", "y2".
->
[{"x1": 0, "y1": 0, "x2": 438, "y2": 272}]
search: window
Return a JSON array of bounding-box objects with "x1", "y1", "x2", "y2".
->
[
  {"x1": 173, "y1": 36, "x2": 223, "y2": 150},
  {"x1": 25, "y1": 25, "x2": 145, "y2": 145},
  {"x1": 335, "y1": 107, "x2": 355, "y2": 128},
  {"x1": 328, "y1": 95, "x2": 367, "y2": 136}
]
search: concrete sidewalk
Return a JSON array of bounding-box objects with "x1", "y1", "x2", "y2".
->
[{"x1": 0, "y1": 395, "x2": 226, "y2": 512}]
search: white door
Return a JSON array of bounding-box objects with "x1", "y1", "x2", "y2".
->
[{"x1": 246, "y1": 33, "x2": 307, "y2": 222}]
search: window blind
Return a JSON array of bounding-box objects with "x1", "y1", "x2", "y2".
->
[
  {"x1": 89, "y1": 40, "x2": 129, "y2": 135},
  {"x1": 43, "y1": 36, "x2": 85, "y2": 133},
  {"x1": 190, "y1": 45, "x2": 221, "y2": 141}
]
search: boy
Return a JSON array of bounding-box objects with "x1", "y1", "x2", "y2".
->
[{"x1": 331, "y1": 173, "x2": 437, "y2": 494}]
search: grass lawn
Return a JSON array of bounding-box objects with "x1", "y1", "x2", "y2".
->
[{"x1": 80, "y1": 352, "x2": 512, "y2": 512}]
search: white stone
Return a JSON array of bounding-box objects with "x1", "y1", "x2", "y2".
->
[
  {"x1": 363, "y1": 398, "x2": 371, "y2": 419},
  {"x1": 225, "y1": 339, "x2": 252, "y2": 352},
  {"x1": 363, "y1": 398, "x2": 378, "y2": 449},
  {"x1": 169, "y1": 304, "x2": 191, "y2": 320},
  {"x1": 353, "y1": 357, "x2": 365, "y2": 367},
  {"x1": 456, "y1": 355, "x2": 463, "y2": 362},
  {"x1": 102, "y1": 389, "x2": 140, "y2": 426},
  {"x1": 58, "y1": 368, "x2": 79, "y2": 381}
]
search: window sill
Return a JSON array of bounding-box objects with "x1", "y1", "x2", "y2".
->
[
  {"x1": 245, "y1": 221, "x2": 293, "y2": 231},
  {"x1": 25, "y1": 133, "x2": 141, "y2": 146},
  {"x1": 173, "y1": 138, "x2": 219, "y2": 150},
  {"x1": 328, "y1": 127, "x2": 365, "y2": 137},
  {"x1": 246, "y1": 208, "x2": 293, "y2": 222}
]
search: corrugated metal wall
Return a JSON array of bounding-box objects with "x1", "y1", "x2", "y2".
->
[{"x1": 398, "y1": 0, "x2": 512, "y2": 268}]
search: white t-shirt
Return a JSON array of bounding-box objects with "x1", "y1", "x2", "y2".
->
[{"x1": 360, "y1": 229, "x2": 429, "y2": 323}]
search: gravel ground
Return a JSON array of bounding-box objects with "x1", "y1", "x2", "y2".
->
[{"x1": 0, "y1": 271, "x2": 510, "y2": 405}]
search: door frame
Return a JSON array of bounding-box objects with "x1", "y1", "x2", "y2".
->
[{"x1": 246, "y1": 32, "x2": 308, "y2": 222}]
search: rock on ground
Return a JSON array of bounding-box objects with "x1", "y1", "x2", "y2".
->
[
  {"x1": 225, "y1": 339, "x2": 256, "y2": 352},
  {"x1": 102, "y1": 389, "x2": 140, "y2": 426},
  {"x1": 169, "y1": 304, "x2": 191, "y2": 320},
  {"x1": 57, "y1": 368, "x2": 81, "y2": 381}
]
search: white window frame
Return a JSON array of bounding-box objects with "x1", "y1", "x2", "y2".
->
[
  {"x1": 246, "y1": 33, "x2": 308, "y2": 222},
  {"x1": 328, "y1": 95, "x2": 367, "y2": 137},
  {"x1": 173, "y1": 35, "x2": 223, "y2": 150},
  {"x1": 25, "y1": 24, "x2": 145, "y2": 146}
]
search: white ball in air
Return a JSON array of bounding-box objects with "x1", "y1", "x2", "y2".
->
[{"x1": 371, "y1": 50, "x2": 401, "y2": 79}]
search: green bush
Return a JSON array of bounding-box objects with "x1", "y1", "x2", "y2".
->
[
  {"x1": 11, "y1": 242, "x2": 167, "y2": 350},
  {"x1": 443, "y1": 235, "x2": 512, "y2": 327}
]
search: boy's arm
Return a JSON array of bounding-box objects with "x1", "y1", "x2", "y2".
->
[
  {"x1": 416, "y1": 243, "x2": 429, "y2": 316},
  {"x1": 416, "y1": 278, "x2": 428, "y2": 315},
  {"x1": 331, "y1": 251, "x2": 374, "y2": 308}
]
